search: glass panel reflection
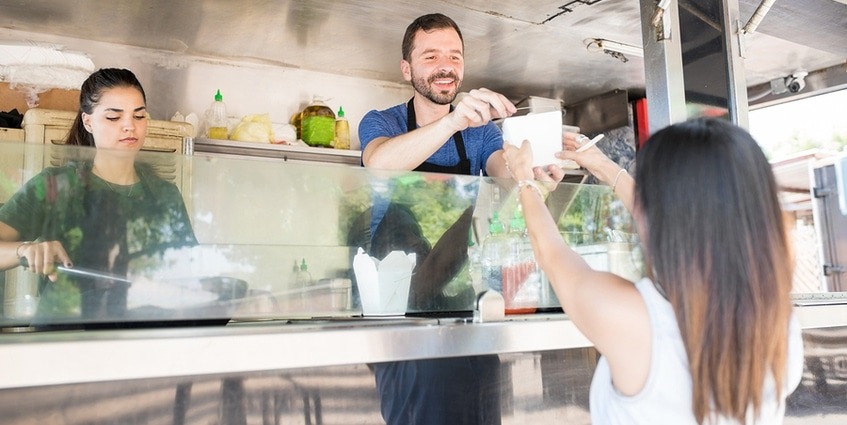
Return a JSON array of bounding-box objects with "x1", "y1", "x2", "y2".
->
[
  {"x1": 0, "y1": 141, "x2": 640, "y2": 329},
  {"x1": 679, "y1": 0, "x2": 731, "y2": 118}
]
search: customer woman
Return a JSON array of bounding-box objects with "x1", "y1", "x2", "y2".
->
[
  {"x1": 502, "y1": 118, "x2": 803, "y2": 424},
  {"x1": 0, "y1": 68, "x2": 197, "y2": 323}
]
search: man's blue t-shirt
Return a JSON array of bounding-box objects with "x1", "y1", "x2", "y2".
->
[
  {"x1": 357, "y1": 102, "x2": 504, "y2": 425},
  {"x1": 358, "y1": 103, "x2": 504, "y2": 176}
]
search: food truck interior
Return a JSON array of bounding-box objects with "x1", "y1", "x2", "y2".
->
[{"x1": 1, "y1": 1, "x2": 846, "y2": 424}]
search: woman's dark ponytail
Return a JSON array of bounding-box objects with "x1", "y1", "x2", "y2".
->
[{"x1": 65, "y1": 68, "x2": 146, "y2": 146}]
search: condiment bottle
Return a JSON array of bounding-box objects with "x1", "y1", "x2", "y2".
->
[
  {"x1": 481, "y1": 212, "x2": 507, "y2": 293},
  {"x1": 300, "y1": 96, "x2": 335, "y2": 147},
  {"x1": 295, "y1": 258, "x2": 313, "y2": 310},
  {"x1": 503, "y1": 209, "x2": 538, "y2": 314},
  {"x1": 334, "y1": 106, "x2": 350, "y2": 150},
  {"x1": 208, "y1": 89, "x2": 228, "y2": 140},
  {"x1": 289, "y1": 111, "x2": 302, "y2": 140}
]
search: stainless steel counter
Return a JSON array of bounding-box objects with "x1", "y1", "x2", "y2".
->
[
  {"x1": 2, "y1": 301, "x2": 846, "y2": 391},
  {"x1": 0, "y1": 314, "x2": 590, "y2": 389}
]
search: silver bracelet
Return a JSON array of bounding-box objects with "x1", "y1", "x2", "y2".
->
[
  {"x1": 15, "y1": 241, "x2": 32, "y2": 258},
  {"x1": 611, "y1": 168, "x2": 628, "y2": 192},
  {"x1": 518, "y1": 179, "x2": 548, "y2": 199}
]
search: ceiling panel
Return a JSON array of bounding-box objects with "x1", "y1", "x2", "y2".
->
[{"x1": 0, "y1": 0, "x2": 844, "y2": 103}]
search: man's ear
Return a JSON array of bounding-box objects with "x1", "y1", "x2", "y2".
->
[{"x1": 400, "y1": 60, "x2": 412, "y2": 82}]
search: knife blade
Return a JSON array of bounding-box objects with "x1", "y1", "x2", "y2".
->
[
  {"x1": 18, "y1": 257, "x2": 133, "y2": 285},
  {"x1": 493, "y1": 105, "x2": 560, "y2": 122}
]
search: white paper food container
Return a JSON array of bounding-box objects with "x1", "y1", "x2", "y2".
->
[
  {"x1": 353, "y1": 248, "x2": 416, "y2": 316},
  {"x1": 501, "y1": 110, "x2": 564, "y2": 168}
]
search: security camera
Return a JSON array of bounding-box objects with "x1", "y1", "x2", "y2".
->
[{"x1": 785, "y1": 72, "x2": 808, "y2": 93}]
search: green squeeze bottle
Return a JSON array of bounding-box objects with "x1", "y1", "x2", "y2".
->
[{"x1": 208, "y1": 89, "x2": 228, "y2": 139}]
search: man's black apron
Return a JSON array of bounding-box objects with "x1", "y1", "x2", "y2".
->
[
  {"x1": 406, "y1": 98, "x2": 471, "y2": 175},
  {"x1": 371, "y1": 99, "x2": 501, "y2": 425}
]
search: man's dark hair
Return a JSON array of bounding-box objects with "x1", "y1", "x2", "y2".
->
[{"x1": 402, "y1": 13, "x2": 464, "y2": 62}]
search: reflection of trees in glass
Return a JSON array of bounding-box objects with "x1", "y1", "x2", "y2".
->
[
  {"x1": 0, "y1": 171, "x2": 16, "y2": 200},
  {"x1": 337, "y1": 175, "x2": 477, "y2": 248},
  {"x1": 32, "y1": 163, "x2": 197, "y2": 317},
  {"x1": 337, "y1": 185, "x2": 373, "y2": 246},
  {"x1": 38, "y1": 276, "x2": 80, "y2": 316},
  {"x1": 557, "y1": 186, "x2": 635, "y2": 245},
  {"x1": 390, "y1": 176, "x2": 474, "y2": 245}
]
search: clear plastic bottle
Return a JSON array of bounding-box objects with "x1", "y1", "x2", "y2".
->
[
  {"x1": 467, "y1": 224, "x2": 482, "y2": 293},
  {"x1": 295, "y1": 258, "x2": 312, "y2": 310},
  {"x1": 300, "y1": 96, "x2": 335, "y2": 147},
  {"x1": 334, "y1": 106, "x2": 350, "y2": 150},
  {"x1": 208, "y1": 89, "x2": 228, "y2": 140},
  {"x1": 481, "y1": 212, "x2": 507, "y2": 293},
  {"x1": 503, "y1": 209, "x2": 538, "y2": 314},
  {"x1": 289, "y1": 111, "x2": 302, "y2": 140}
]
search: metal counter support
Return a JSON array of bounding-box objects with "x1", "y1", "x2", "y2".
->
[{"x1": 2, "y1": 301, "x2": 847, "y2": 391}]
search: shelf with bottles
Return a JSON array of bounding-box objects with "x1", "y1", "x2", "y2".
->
[{"x1": 192, "y1": 136, "x2": 361, "y2": 166}]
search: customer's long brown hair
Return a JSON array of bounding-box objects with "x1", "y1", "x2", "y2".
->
[{"x1": 635, "y1": 118, "x2": 792, "y2": 423}]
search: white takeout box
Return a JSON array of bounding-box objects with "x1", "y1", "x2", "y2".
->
[
  {"x1": 353, "y1": 248, "x2": 416, "y2": 316},
  {"x1": 501, "y1": 110, "x2": 566, "y2": 168}
]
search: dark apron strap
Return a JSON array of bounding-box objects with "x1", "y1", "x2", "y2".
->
[{"x1": 406, "y1": 98, "x2": 471, "y2": 175}]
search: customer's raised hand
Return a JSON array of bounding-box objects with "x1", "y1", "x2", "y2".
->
[{"x1": 558, "y1": 132, "x2": 619, "y2": 185}]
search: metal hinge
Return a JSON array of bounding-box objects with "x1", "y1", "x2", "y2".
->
[
  {"x1": 814, "y1": 186, "x2": 835, "y2": 198},
  {"x1": 823, "y1": 264, "x2": 847, "y2": 276}
]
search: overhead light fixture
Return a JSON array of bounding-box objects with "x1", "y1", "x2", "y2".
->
[{"x1": 587, "y1": 38, "x2": 644, "y2": 63}]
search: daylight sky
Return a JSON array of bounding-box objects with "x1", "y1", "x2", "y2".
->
[{"x1": 749, "y1": 89, "x2": 847, "y2": 160}]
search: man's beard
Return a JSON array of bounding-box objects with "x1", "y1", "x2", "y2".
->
[{"x1": 411, "y1": 71, "x2": 462, "y2": 105}]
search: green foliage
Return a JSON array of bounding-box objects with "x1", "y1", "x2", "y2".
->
[
  {"x1": 37, "y1": 275, "x2": 81, "y2": 318},
  {"x1": 0, "y1": 172, "x2": 17, "y2": 200},
  {"x1": 337, "y1": 185, "x2": 374, "y2": 245},
  {"x1": 391, "y1": 177, "x2": 471, "y2": 244},
  {"x1": 557, "y1": 186, "x2": 635, "y2": 245},
  {"x1": 337, "y1": 175, "x2": 475, "y2": 247},
  {"x1": 759, "y1": 127, "x2": 847, "y2": 161}
]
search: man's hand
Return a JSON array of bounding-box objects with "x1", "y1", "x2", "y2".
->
[{"x1": 445, "y1": 88, "x2": 516, "y2": 132}]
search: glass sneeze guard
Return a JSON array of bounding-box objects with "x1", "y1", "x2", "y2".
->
[{"x1": 0, "y1": 141, "x2": 640, "y2": 330}]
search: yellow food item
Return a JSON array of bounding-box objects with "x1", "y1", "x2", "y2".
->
[{"x1": 230, "y1": 114, "x2": 274, "y2": 143}]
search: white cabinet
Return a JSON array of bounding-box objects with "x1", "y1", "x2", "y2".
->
[
  {"x1": 0, "y1": 127, "x2": 24, "y2": 142},
  {"x1": 21, "y1": 108, "x2": 193, "y2": 194}
]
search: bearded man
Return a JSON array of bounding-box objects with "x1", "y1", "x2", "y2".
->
[
  {"x1": 355, "y1": 13, "x2": 525, "y2": 425},
  {"x1": 359, "y1": 13, "x2": 516, "y2": 177}
]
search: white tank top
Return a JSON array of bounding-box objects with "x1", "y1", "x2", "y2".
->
[{"x1": 589, "y1": 278, "x2": 804, "y2": 425}]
